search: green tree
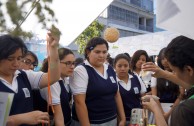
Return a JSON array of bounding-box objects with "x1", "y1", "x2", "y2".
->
[
  {"x1": 0, "y1": 0, "x2": 59, "y2": 38},
  {"x1": 75, "y1": 20, "x2": 104, "y2": 54}
]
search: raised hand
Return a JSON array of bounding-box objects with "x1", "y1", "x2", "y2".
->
[
  {"x1": 141, "y1": 62, "x2": 169, "y2": 78},
  {"x1": 46, "y1": 26, "x2": 60, "y2": 48},
  {"x1": 142, "y1": 97, "x2": 158, "y2": 112}
]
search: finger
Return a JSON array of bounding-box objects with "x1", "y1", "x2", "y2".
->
[
  {"x1": 38, "y1": 119, "x2": 49, "y2": 124},
  {"x1": 142, "y1": 62, "x2": 154, "y2": 66},
  {"x1": 141, "y1": 95, "x2": 152, "y2": 101},
  {"x1": 142, "y1": 102, "x2": 149, "y2": 109},
  {"x1": 41, "y1": 115, "x2": 49, "y2": 121}
]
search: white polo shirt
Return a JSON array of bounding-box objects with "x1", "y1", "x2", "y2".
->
[
  {"x1": 40, "y1": 77, "x2": 70, "y2": 105},
  {"x1": 0, "y1": 70, "x2": 44, "y2": 93},
  {"x1": 116, "y1": 74, "x2": 147, "y2": 94},
  {"x1": 69, "y1": 60, "x2": 111, "y2": 95}
]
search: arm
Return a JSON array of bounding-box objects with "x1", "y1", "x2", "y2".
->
[
  {"x1": 151, "y1": 87, "x2": 165, "y2": 114},
  {"x1": 151, "y1": 87, "x2": 157, "y2": 96},
  {"x1": 151, "y1": 77, "x2": 157, "y2": 96},
  {"x1": 73, "y1": 94, "x2": 90, "y2": 126},
  {"x1": 39, "y1": 31, "x2": 60, "y2": 88},
  {"x1": 142, "y1": 62, "x2": 191, "y2": 90},
  {"x1": 53, "y1": 105, "x2": 65, "y2": 126},
  {"x1": 142, "y1": 97, "x2": 167, "y2": 126},
  {"x1": 69, "y1": 65, "x2": 90, "y2": 126},
  {"x1": 115, "y1": 91, "x2": 126, "y2": 126},
  {"x1": 7, "y1": 111, "x2": 49, "y2": 126},
  {"x1": 40, "y1": 82, "x2": 64, "y2": 126}
]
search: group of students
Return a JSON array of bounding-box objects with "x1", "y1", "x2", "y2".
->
[{"x1": 0, "y1": 32, "x2": 194, "y2": 126}]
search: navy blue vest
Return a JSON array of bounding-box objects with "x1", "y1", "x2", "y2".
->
[
  {"x1": 119, "y1": 74, "x2": 142, "y2": 121},
  {"x1": 72, "y1": 64, "x2": 118, "y2": 124},
  {"x1": 0, "y1": 70, "x2": 33, "y2": 115},
  {"x1": 58, "y1": 80, "x2": 72, "y2": 126},
  {"x1": 0, "y1": 70, "x2": 33, "y2": 126},
  {"x1": 33, "y1": 80, "x2": 72, "y2": 126},
  {"x1": 157, "y1": 78, "x2": 179, "y2": 103}
]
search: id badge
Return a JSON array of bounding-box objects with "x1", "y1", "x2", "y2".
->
[
  {"x1": 133, "y1": 87, "x2": 139, "y2": 94},
  {"x1": 22, "y1": 88, "x2": 30, "y2": 98},
  {"x1": 110, "y1": 76, "x2": 116, "y2": 83}
]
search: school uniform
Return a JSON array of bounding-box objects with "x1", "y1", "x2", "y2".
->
[
  {"x1": 70, "y1": 60, "x2": 118, "y2": 125},
  {"x1": 117, "y1": 74, "x2": 146, "y2": 124},
  {"x1": 38, "y1": 78, "x2": 72, "y2": 126},
  {"x1": 0, "y1": 70, "x2": 43, "y2": 126},
  {"x1": 134, "y1": 71, "x2": 152, "y2": 93}
]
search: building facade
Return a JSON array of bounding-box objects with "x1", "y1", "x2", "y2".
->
[
  {"x1": 68, "y1": 0, "x2": 154, "y2": 57},
  {"x1": 97, "y1": 0, "x2": 154, "y2": 37}
]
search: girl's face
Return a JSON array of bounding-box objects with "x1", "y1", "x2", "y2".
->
[
  {"x1": 136, "y1": 55, "x2": 146, "y2": 70},
  {"x1": 87, "y1": 44, "x2": 108, "y2": 67},
  {"x1": 161, "y1": 57, "x2": 171, "y2": 71},
  {"x1": 115, "y1": 58, "x2": 130, "y2": 78},
  {"x1": 60, "y1": 54, "x2": 75, "y2": 77},
  {"x1": 20, "y1": 55, "x2": 36, "y2": 70},
  {"x1": 0, "y1": 49, "x2": 22, "y2": 76},
  {"x1": 168, "y1": 62, "x2": 194, "y2": 85}
]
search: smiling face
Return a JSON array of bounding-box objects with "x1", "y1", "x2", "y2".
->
[
  {"x1": 161, "y1": 58, "x2": 171, "y2": 71},
  {"x1": 0, "y1": 49, "x2": 22, "y2": 77},
  {"x1": 135, "y1": 55, "x2": 146, "y2": 70},
  {"x1": 60, "y1": 54, "x2": 75, "y2": 78},
  {"x1": 87, "y1": 44, "x2": 108, "y2": 68},
  {"x1": 115, "y1": 58, "x2": 130, "y2": 78}
]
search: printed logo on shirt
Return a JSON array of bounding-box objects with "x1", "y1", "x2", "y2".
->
[
  {"x1": 133, "y1": 87, "x2": 139, "y2": 94},
  {"x1": 22, "y1": 88, "x2": 30, "y2": 98},
  {"x1": 110, "y1": 76, "x2": 116, "y2": 83}
]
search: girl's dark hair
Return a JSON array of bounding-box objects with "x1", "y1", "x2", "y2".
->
[
  {"x1": 157, "y1": 78, "x2": 180, "y2": 103},
  {"x1": 58, "y1": 48, "x2": 74, "y2": 61},
  {"x1": 75, "y1": 57, "x2": 84, "y2": 67},
  {"x1": 157, "y1": 48, "x2": 166, "y2": 70},
  {"x1": 107, "y1": 53, "x2": 114, "y2": 67},
  {"x1": 40, "y1": 58, "x2": 49, "y2": 72},
  {"x1": 84, "y1": 37, "x2": 109, "y2": 60},
  {"x1": 114, "y1": 53, "x2": 131, "y2": 67},
  {"x1": 114, "y1": 53, "x2": 131, "y2": 73},
  {"x1": 0, "y1": 34, "x2": 27, "y2": 60},
  {"x1": 165, "y1": 35, "x2": 194, "y2": 70},
  {"x1": 40, "y1": 48, "x2": 74, "y2": 72},
  {"x1": 24, "y1": 51, "x2": 39, "y2": 66},
  {"x1": 130, "y1": 50, "x2": 149, "y2": 71}
]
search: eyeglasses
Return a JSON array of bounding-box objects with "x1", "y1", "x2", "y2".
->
[
  {"x1": 22, "y1": 59, "x2": 38, "y2": 67},
  {"x1": 60, "y1": 61, "x2": 75, "y2": 67}
]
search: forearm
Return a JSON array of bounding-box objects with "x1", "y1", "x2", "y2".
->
[
  {"x1": 53, "y1": 105, "x2": 65, "y2": 126},
  {"x1": 153, "y1": 106, "x2": 168, "y2": 126},
  {"x1": 115, "y1": 91, "x2": 126, "y2": 123},
  {"x1": 7, "y1": 114, "x2": 29, "y2": 126},
  {"x1": 75, "y1": 102, "x2": 90, "y2": 126},
  {"x1": 49, "y1": 46, "x2": 60, "y2": 85},
  {"x1": 39, "y1": 47, "x2": 60, "y2": 88},
  {"x1": 163, "y1": 71, "x2": 190, "y2": 90},
  {"x1": 39, "y1": 31, "x2": 61, "y2": 88}
]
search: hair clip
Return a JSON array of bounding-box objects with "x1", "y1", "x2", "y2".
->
[{"x1": 89, "y1": 46, "x2": 94, "y2": 50}]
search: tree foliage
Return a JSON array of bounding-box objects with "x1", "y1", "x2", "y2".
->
[
  {"x1": 0, "y1": 0, "x2": 58, "y2": 38},
  {"x1": 75, "y1": 20, "x2": 104, "y2": 54}
]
